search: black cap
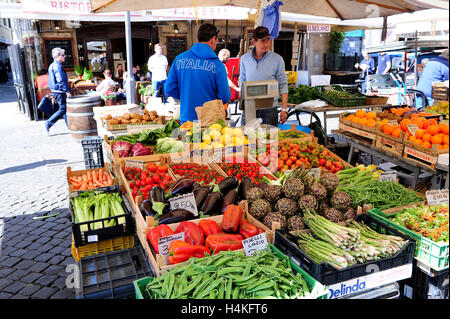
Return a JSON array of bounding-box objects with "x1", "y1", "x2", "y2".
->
[{"x1": 253, "y1": 26, "x2": 270, "y2": 40}]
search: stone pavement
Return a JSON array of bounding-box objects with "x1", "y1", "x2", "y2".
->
[{"x1": 0, "y1": 80, "x2": 85, "y2": 299}]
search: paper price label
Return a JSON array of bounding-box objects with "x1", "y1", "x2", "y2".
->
[
  {"x1": 87, "y1": 235, "x2": 98, "y2": 243},
  {"x1": 425, "y1": 189, "x2": 449, "y2": 205},
  {"x1": 407, "y1": 124, "x2": 419, "y2": 137},
  {"x1": 127, "y1": 124, "x2": 165, "y2": 134},
  {"x1": 308, "y1": 167, "x2": 321, "y2": 179},
  {"x1": 125, "y1": 159, "x2": 144, "y2": 170},
  {"x1": 379, "y1": 171, "x2": 397, "y2": 182},
  {"x1": 388, "y1": 120, "x2": 399, "y2": 126},
  {"x1": 128, "y1": 106, "x2": 144, "y2": 115},
  {"x1": 242, "y1": 233, "x2": 268, "y2": 256},
  {"x1": 158, "y1": 233, "x2": 185, "y2": 258},
  {"x1": 168, "y1": 193, "x2": 198, "y2": 216}
]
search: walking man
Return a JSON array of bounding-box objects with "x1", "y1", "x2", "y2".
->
[
  {"x1": 148, "y1": 43, "x2": 169, "y2": 103},
  {"x1": 45, "y1": 47, "x2": 71, "y2": 135}
]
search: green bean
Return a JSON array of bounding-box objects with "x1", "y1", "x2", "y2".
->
[
  {"x1": 217, "y1": 283, "x2": 225, "y2": 299},
  {"x1": 246, "y1": 280, "x2": 275, "y2": 293},
  {"x1": 226, "y1": 261, "x2": 249, "y2": 267},
  {"x1": 254, "y1": 289, "x2": 275, "y2": 297},
  {"x1": 193, "y1": 274, "x2": 212, "y2": 297},
  {"x1": 216, "y1": 267, "x2": 245, "y2": 277},
  {"x1": 232, "y1": 286, "x2": 240, "y2": 299},
  {"x1": 161, "y1": 273, "x2": 170, "y2": 297},
  {"x1": 166, "y1": 272, "x2": 175, "y2": 298},
  {"x1": 225, "y1": 278, "x2": 232, "y2": 299},
  {"x1": 197, "y1": 278, "x2": 223, "y2": 298},
  {"x1": 213, "y1": 256, "x2": 233, "y2": 267},
  {"x1": 209, "y1": 289, "x2": 217, "y2": 299},
  {"x1": 242, "y1": 262, "x2": 252, "y2": 277}
]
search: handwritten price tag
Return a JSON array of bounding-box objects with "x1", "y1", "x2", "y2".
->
[
  {"x1": 168, "y1": 193, "x2": 198, "y2": 216},
  {"x1": 308, "y1": 167, "x2": 321, "y2": 179},
  {"x1": 425, "y1": 189, "x2": 449, "y2": 205},
  {"x1": 125, "y1": 159, "x2": 144, "y2": 170},
  {"x1": 379, "y1": 171, "x2": 397, "y2": 182},
  {"x1": 242, "y1": 233, "x2": 268, "y2": 256},
  {"x1": 407, "y1": 124, "x2": 419, "y2": 137},
  {"x1": 158, "y1": 233, "x2": 185, "y2": 259}
]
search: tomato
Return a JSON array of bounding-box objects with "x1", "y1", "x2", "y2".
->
[
  {"x1": 157, "y1": 165, "x2": 168, "y2": 173},
  {"x1": 152, "y1": 175, "x2": 160, "y2": 183},
  {"x1": 285, "y1": 159, "x2": 293, "y2": 167},
  {"x1": 325, "y1": 161, "x2": 332, "y2": 169},
  {"x1": 147, "y1": 164, "x2": 157, "y2": 173}
]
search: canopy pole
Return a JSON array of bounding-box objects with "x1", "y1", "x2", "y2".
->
[{"x1": 125, "y1": 10, "x2": 135, "y2": 105}]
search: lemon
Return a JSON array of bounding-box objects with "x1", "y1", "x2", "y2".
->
[
  {"x1": 232, "y1": 128, "x2": 243, "y2": 137},
  {"x1": 209, "y1": 124, "x2": 222, "y2": 131},
  {"x1": 211, "y1": 142, "x2": 223, "y2": 149},
  {"x1": 209, "y1": 129, "x2": 222, "y2": 141},
  {"x1": 202, "y1": 135, "x2": 212, "y2": 144},
  {"x1": 201, "y1": 142, "x2": 212, "y2": 150}
]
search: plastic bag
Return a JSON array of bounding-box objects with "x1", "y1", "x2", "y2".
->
[{"x1": 296, "y1": 99, "x2": 327, "y2": 109}]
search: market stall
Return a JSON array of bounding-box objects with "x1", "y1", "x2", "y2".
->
[{"x1": 61, "y1": 97, "x2": 448, "y2": 299}]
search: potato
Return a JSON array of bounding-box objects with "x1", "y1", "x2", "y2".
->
[
  {"x1": 123, "y1": 113, "x2": 131, "y2": 120},
  {"x1": 143, "y1": 115, "x2": 151, "y2": 121},
  {"x1": 105, "y1": 114, "x2": 113, "y2": 120},
  {"x1": 109, "y1": 119, "x2": 119, "y2": 125},
  {"x1": 130, "y1": 119, "x2": 139, "y2": 124}
]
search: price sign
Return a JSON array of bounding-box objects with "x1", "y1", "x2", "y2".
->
[
  {"x1": 158, "y1": 232, "x2": 185, "y2": 259},
  {"x1": 242, "y1": 233, "x2": 268, "y2": 256},
  {"x1": 379, "y1": 171, "x2": 397, "y2": 182},
  {"x1": 388, "y1": 120, "x2": 399, "y2": 126},
  {"x1": 426, "y1": 189, "x2": 449, "y2": 205},
  {"x1": 127, "y1": 123, "x2": 165, "y2": 134},
  {"x1": 87, "y1": 235, "x2": 98, "y2": 243},
  {"x1": 168, "y1": 193, "x2": 198, "y2": 216},
  {"x1": 308, "y1": 167, "x2": 321, "y2": 179},
  {"x1": 407, "y1": 124, "x2": 419, "y2": 137},
  {"x1": 125, "y1": 159, "x2": 144, "y2": 170},
  {"x1": 128, "y1": 106, "x2": 144, "y2": 116}
]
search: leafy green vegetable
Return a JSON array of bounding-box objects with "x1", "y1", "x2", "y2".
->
[{"x1": 287, "y1": 85, "x2": 319, "y2": 105}]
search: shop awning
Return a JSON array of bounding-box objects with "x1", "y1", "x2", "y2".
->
[{"x1": 90, "y1": 0, "x2": 449, "y2": 20}]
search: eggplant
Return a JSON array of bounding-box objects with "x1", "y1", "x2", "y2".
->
[
  {"x1": 158, "y1": 209, "x2": 195, "y2": 225},
  {"x1": 194, "y1": 186, "x2": 211, "y2": 210},
  {"x1": 221, "y1": 189, "x2": 238, "y2": 213},
  {"x1": 192, "y1": 182, "x2": 203, "y2": 193},
  {"x1": 218, "y1": 176, "x2": 239, "y2": 195},
  {"x1": 140, "y1": 199, "x2": 154, "y2": 217},
  {"x1": 237, "y1": 176, "x2": 253, "y2": 201},
  {"x1": 200, "y1": 192, "x2": 222, "y2": 216},
  {"x1": 169, "y1": 178, "x2": 196, "y2": 197},
  {"x1": 149, "y1": 186, "x2": 168, "y2": 216}
]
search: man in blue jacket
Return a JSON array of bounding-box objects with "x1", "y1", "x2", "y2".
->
[
  {"x1": 416, "y1": 49, "x2": 449, "y2": 107},
  {"x1": 46, "y1": 47, "x2": 71, "y2": 135},
  {"x1": 165, "y1": 23, "x2": 231, "y2": 124}
]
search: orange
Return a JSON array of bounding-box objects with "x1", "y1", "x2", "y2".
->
[
  {"x1": 438, "y1": 123, "x2": 449, "y2": 135},
  {"x1": 403, "y1": 107, "x2": 411, "y2": 113},
  {"x1": 428, "y1": 119, "x2": 438, "y2": 127},
  {"x1": 422, "y1": 133, "x2": 432, "y2": 143},
  {"x1": 392, "y1": 128, "x2": 402, "y2": 138},
  {"x1": 367, "y1": 111, "x2": 376, "y2": 120},
  {"x1": 443, "y1": 135, "x2": 449, "y2": 145},
  {"x1": 419, "y1": 117, "x2": 429, "y2": 130},
  {"x1": 415, "y1": 129, "x2": 426, "y2": 140},
  {"x1": 359, "y1": 118, "x2": 368, "y2": 126},
  {"x1": 392, "y1": 124, "x2": 401, "y2": 131},
  {"x1": 378, "y1": 119, "x2": 388, "y2": 130},
  {"x1": 383, "y1": 124, "x2": 394, "y2": 135},
  {"x1": 366, "y1": 119, "x2": 376, "y2": 128},
  {"x1": 431, "y1": 135, "x2": 443, "y2": 145},
  {"x1": 400, "y1": 119, "x2": 412, "y2": 132},
  {"x1": 356, "y1": 110, "x2": 366, "y2": 118},
  {"x1": 438, "y1": 144, "x2": 446, "y2": 150},
  {"x1": 427, "y1": 125, "x2": 439, "y2": 136},
  {"x1": 408, "y1": 136, "x2": 417, "y2": 143},
  {"x1": 390, "y1": 108, "x2": 397, "y2": 115},
  {"x1": 346, "y1": 115, "x2": 355, "y2": 121},
  {"x1": 352, "y1": 117, "x2": 361, "y2": 124},
  {"x1": 422, "y1": 141, "x2": 432, "y2": 149}
]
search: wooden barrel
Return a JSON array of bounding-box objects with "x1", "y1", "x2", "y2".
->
[{"x1": 66, "y1": 94, "x2": 102, "y2": 139}]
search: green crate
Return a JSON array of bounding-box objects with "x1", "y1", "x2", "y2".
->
[
  {"x1": 368, "y1": 208, "x2": 449, "y2": 271},
  {"x1": 133, "y1": 244, "x2": 328, "y2": 299},
  {"x1": 317, "y1": 86, "x2": 366, "y2": 107}
]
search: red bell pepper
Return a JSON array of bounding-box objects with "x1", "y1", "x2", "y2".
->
[
  {"x1": 146, "y1": 224, "x2": 175, "y2": 254},
  {"x1": 222, "y1": 205, "x2": 244, "y2": 233},
  {"x1": 168, "y1": 240, "x2": 211, "y2": 265},
  {"x1": 198, "y1": 219, "x2": 222, "y2": 237},
  {"x1": 239, "y1": 220, "x2": 261, "y2": 239},
  {"x1": 175, "y1": 221, "x2": 205, "y2": 246},
  {"x1": 205, "y1": 232, "x2": 244, "y2": 254}
]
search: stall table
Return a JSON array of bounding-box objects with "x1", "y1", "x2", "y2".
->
[
  {"x1": 73, "y1": 81, "x2": 99, "y2": 95},
  {"x1": 332, "y1": 129, "x2": 448, "y2": 190}
]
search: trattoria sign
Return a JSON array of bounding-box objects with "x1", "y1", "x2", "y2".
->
[
  {"x1": 21, "y1": 0, "x2": 92, "y2": 15},
  {"x1": 307, "y1": 25, "x2": 332, "y2": 33},
  {"x1": 151, "y1": 6, "x2": 249, "y2": 20}
]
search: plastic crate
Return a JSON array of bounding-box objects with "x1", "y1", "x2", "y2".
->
[
  {"x1": 82, "y1": 136, "x2": 104, "y2": 169},
  {"x1": 368, "y1": 208, "x2": 449, "y2": 271},
  {"x1": 133, "y1": 244, "x2": 328, "y2": 299},
  {"x1": 69, "y1": 190, "x2": 136, "y2": 247},
  {"x1": 75, "y1": 243, "x2": 154, "y2": 299},
  {"x1": 274, "y1": 214, "x2": 416, "y2": 286},
  {"x1": 317, "y1": 86, "x2": 366, "y2": 107},
  {"x1": 71, "y1": 235, "x2": 135, "y2": 262}
]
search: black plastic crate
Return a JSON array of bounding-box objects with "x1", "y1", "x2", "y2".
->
[
  {"x1": 69, "y1": 190, "x2": 136, "y2": 247},
  {"x1": 82, "y1": 136, "x2": 104, "y2": 169},
  {"x1": 400, "y1": 261, "x2": 449, "y2": 299},
  {"x1": 75, "y1": 242, "x2": 154, "y2": 299},
  {"x1": 274, "y1": 213, "x2": 415, "y2": 286}
]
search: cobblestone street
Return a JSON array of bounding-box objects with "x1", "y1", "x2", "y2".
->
[{"x1": 0, "y1": 80, "x2": 85, "y2": 299}]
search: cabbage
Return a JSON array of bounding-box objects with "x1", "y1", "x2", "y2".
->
[
  {"x1": 131, "y1": 143, "x2": 153, "y2": 156},
  {"x1": 156, "y1": 137, "x2": 178, "y2": 154},
  {"x1": 112, "y1": 141, "x2": 132, "y2": 158}
]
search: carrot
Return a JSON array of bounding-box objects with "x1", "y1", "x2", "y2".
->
[{"x1": 99, "y1": 168, "x2": 104, "y2": 182}]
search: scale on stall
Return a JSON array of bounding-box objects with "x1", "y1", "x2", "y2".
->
[{"x1": 240, "y1": 80, "x2": 279, "y2": 123}]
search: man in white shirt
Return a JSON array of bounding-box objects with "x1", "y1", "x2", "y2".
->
[{"x1": 148, "y1": 43, "x2": 168, "y2": 103}]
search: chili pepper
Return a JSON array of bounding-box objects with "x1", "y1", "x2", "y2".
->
[
  {"x1": 205, "y1": 232, "x2": 244, "y2": 254},
  {"x1": 175, "y1": 221, "x2": 205, "y2": 246},
  {"x1": 146, "y1": 224, "x2": 175, "y2": 254},
  {"x1": 168, "y1": 240, "x2": 211, "y2": 265},
  {"x1": 222, "y1": 204, "x2": 244, "y2": 233},
  {"x1": 238, "y1": 220, "x2": 260, "y2": 239},
  {"x1": 198, "y1": 219, "x2": 222, "y2": 237}
]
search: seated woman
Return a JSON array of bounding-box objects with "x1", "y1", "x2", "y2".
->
[{"x1": 96, "y1": 69, "x2": 118, "y2": 97}]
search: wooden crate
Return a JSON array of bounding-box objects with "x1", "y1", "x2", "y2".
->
[
  {"x1": 403, "y1": 141, "x2": 449, "y2": 169},
  {"x1": 432, "y1": 84, "x2": 449, "y2": 101},
  {"x1": 66, "y1": 163, "x2": 117, "y2": 195},
  {"x1": 339, "y1": 114, "x2": 377, "y2": 146},
  {"x1": 365, "y1": 96, "x2": 389, "y2": 105},
  {"x1": 165, "y1": 156, "x2": 227, "y2": 182},
  {"x1": 103, "y1": 135, "x2": 157, "y2": 167},
  {"x1": 136, "y1": 201, "x2": 273, "y2": 276},
  {"x1": 278, "y1": 124, "x2": 315, "y2": 144},
  {"x1": 375, "y1": 130, "x2": 407, "y2": 158}
]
